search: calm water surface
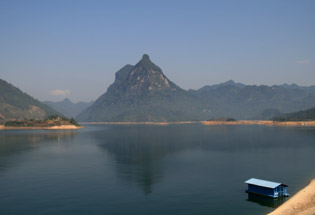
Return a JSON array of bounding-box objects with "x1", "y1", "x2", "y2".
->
[{"x1": 0, "y1": 124, "x2": 314, "y2": 215}]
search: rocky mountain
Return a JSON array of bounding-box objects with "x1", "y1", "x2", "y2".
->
[
  {"x1": 272, "y1": 107, "x2": 315, "y2": 121},
  {"x1": 76, "y1": 54, "x2": 209, "y2": 122},
  {"x1": 0, "y1": 79, "x2": 61, "y2": 122},
  {"x1": 44, "y1": 98, "x2": 93, "y2": 118}
]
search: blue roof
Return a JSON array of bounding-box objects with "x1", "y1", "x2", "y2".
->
[{"x1": 245, "y1": 178, "x2": 287, "y2": 189}]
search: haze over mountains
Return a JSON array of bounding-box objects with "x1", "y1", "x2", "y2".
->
[{"x1": 44, "y1": 99, "x2": 93, "y2": 118}]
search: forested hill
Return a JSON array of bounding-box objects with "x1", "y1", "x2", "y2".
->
[
  {"x1": 272, "y1": 107, "x2": 315, "y2": 121},
  {"x1": 0, "y1": 79, "x2": 61, "y2": 122}
]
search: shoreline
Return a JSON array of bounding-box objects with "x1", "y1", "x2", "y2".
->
[
  {"x1": 0, "y1": 125, "x2": 83, "y2": 130},
  {"x1": 202, "y1": 120, "x2": 315, "y2": 126},
  {"x1": 267, "y1": 179, "x2": 315, "y2": 215},
  {"x1": 80, "y1": 121, "x2": 199, "y2": 125},
  {"x1": 2, "y1": 120, "x2": 315, "y2": 128},
  {"x1": 80, "y1": 120, "x2": 315, "y2": 126}
]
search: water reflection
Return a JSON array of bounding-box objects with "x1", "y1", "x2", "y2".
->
[
  {"x1": 0, "y1": 131, "x2": 77, "y2": 154},
  {"x1": 0, "y1": 130, "x2": 77, "y2": 173},
  {"x1": 92, "y1": 124, "x2": 315, "y2": 194},
  {"x1": 94, "y1": 125, "x2": 190, "y2": 194},
  {"x1": 247, "y1": 193, "x2": 286, "y2": 208}
]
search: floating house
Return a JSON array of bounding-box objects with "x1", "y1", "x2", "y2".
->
[{"x1": 245, "y1": 178, "x2": 289, "y2": 198}]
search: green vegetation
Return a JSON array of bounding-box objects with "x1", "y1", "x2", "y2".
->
[
  {"x1": 4, "y1": 115, "x2": 80, "y2": 127},
  {"x1": 69, "y1": 117, "x2": 80, "y2": 126},
  {"x1": 272, "y1": 107, "x2": 315, "y2": 121}
]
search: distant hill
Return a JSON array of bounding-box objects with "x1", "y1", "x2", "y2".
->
[
  {"x1": 272, "y1": 107, "x2": 315, "y2": 121},
  {"x1": 44, "y1": 98, "x2": 93, "y2": 118},
  {"x1": 190, "y1": 82, "x2": 315, "y2": 120},
  {"x1": 0, "y1": 79, "x2": 61, "y2": 122},
  {"x1": 194, "y1": 80, "x2": 246, "y2": 92},
  {"x1": 280, "y1": 83, "x2": 315, "y2": 94},
  {"x1": 76, "y1": 54, "x2": 209, "y2": 122}
]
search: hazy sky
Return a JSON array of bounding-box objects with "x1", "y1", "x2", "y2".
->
[{"x1": 1, "y1": 0, "x2": 314, "y2": 102}]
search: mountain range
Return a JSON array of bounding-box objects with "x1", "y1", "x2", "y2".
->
[
  {"x1": 2, "y1": 54, "x2": 315, "y2": 122},
  {"x1": 76, "y1": 54, "x2": 315, "y2": 122},
  {"x1": 190, "y1": 82, "x2": 315, "y2": 119},
  {"x1": 44, "y1": 98, "x2": 93, "y2": 118},
  {"x1": 77, "y1": 55, "x2": 315, "y2": 122},
  {"x1": 0, "y1": 79, "x2": 60, "y2": 122}
]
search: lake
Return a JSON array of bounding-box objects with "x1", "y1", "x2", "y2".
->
[{"x1": 0, "y1": 124, "x2": 314, "y2": 215}]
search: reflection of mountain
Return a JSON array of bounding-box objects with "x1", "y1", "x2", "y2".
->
[
  {"x1": 0, "y1": 131, "x2": 77, "y2": 173},
  {"x1": 94, "y1": 125, "x2": 198, "y2": 194}
]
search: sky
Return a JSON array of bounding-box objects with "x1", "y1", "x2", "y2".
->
[{"x1": 0, "y1": 0, "x2": 314, "y2": 102}]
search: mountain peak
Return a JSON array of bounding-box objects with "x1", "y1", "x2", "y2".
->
[
  {"x1": 142, "y1": 54, "x2": 150, "y2": 61},
  {"x1": 104, "y1": 54, "x2": 180, "y2": 98},
  {"x1": 225, "y1": 80, "x2": 235, "y2": 84},
  {"x1": 136, "y1": 54, "x2": 159, "y2": 72},
  {"x1": 62, "y1": 98, "x2": 73, "y2": 104}
]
